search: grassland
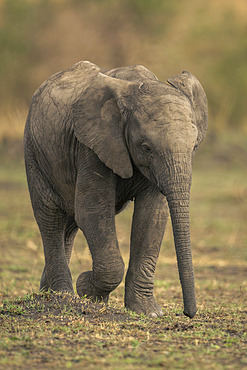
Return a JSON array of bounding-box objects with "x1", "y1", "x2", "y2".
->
[
  {"x1": 0, "y1": 134, "x2": 246, "y2": 369},
  {"x1": 1, "y1": 0, "x2": 247, "y2": 367}
]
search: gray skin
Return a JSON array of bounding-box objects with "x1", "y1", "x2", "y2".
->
[{"x1": 24, "y1": 61, "x2": 208, "y2": 318}]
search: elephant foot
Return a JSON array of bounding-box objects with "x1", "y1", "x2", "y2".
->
[
  {"x1": 76, "y1": 271, "x2": 109, "y2": 303},
  {"x1": 125, "y1": 290, "x2": 163, "y2": 318},
  {"x1": 40, "y1": 267, "x2": 74, "y2": 294}
]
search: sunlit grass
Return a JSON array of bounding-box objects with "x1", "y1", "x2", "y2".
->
[
  {"x1": 0, "y1": 134, "x2": 246, "y2": 369},
  {"x1": 0, "y1": 108, "x2": 27, "y2": 141}
]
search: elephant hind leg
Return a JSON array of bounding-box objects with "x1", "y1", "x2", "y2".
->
[
  {"x1": 25, "y1": 145, "x2": 75, "y2": 293},
  {"x1": 64, "y1": 217, "x2": 78, "y2": 265},
  {"x1": 37, "y1": 209, "x2": 74, "y2": 293},
  {"x1": 36, "y1": 209, "x2": 73, "y2": 292},
  {"x1": 40, "y1": 217, "x2": 78, "y2": 292},
  {"x1": 25, "y1": 140, "x2": 76, "y2": 292},
  {"x1": 40, "y1": 266, "x2": 49, "y2": 292}
]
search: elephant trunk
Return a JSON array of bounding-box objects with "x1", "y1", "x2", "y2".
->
[{"x1": 159, "y1": 158, "x2": 197, "y2": 318}]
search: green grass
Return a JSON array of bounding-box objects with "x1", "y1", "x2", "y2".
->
[{"x1": 0, "y1": 135, "x2": 246, "y2": 369}]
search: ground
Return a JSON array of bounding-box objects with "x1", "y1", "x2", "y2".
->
[{"x1": 0, "y1": 133, "x2": 246, "y2": 369}]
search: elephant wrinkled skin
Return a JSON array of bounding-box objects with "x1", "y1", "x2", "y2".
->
[{"x1": 24, "y1": 61, "x2": 208, "y2": 318}]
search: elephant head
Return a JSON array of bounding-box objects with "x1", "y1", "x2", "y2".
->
[{"x1": 72, "y1": 68, "x2": 208, "y2": 318}]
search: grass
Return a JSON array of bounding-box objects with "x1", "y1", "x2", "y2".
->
[{"x1": 0, "y1": 134, "x2": 246, "y2": 369}]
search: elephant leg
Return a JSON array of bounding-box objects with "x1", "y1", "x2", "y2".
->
[
  {"x1": 37, "y1": 209, "x2": 74, "y2": 293},
  {"x1": 40, "y1": 217, "x2": 78, "y2": 291},
  {"x1": 75, "y1": 160, "x2": 125, "y2": 302},
  {"x1": 125, "y1": 187, "x2": 169, "y2": 317},
  {"x1": 40, "y1": 267, "x2": 49, "y2": 292},
  {"x1": 76, "y1": 210, "x2": 125, "y2": 302},
  {"x1": 64, "y1": 217, "x2": 79, "y2": 264},
  {"x1": 25, "y1": 146, "x2": 74, "y2": 294}
]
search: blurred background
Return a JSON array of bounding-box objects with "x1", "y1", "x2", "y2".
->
[
  {"x1": 0, "y1": 0, "x2": 246, "y2": 298},
  {"x1": 0, "y1": 0, "x2": 247, "y2": 138}
]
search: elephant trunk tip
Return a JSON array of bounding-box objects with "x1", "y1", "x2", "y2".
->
[{"x1": 183, "y1": 306, "x2": 197, "y2": 319}]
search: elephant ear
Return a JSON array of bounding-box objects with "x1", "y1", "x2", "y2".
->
[
  {"x1": 167, "y1": 71, "x2": 208, "y2": 146},
  {"x1": 72, "y1": 73, "x2": 135, "y2": 178}
]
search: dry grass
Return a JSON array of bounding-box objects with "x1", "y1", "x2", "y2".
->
[
  {"x1": 0, "y1": 133, "x2": 246, "y2": 368},
  {"x1": 0, "y1": 108, "x2": 27, "y2": 142}
]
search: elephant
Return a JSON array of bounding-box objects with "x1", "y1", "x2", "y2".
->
[{"x1": 24, "y1": 61, "x2": 208, "y2": 318}]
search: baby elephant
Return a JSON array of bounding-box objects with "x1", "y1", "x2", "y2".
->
[{"x1": 24, "y1": 61, "x2": 208, "y2": 318}]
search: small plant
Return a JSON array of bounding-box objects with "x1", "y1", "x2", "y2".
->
[{"x1": 1, "y1": 301, "x2": 26, "y2": 315}]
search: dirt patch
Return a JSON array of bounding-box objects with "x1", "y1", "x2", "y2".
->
[{"x1": 0, "y1": 291, "x2": 131, "y2": 324}]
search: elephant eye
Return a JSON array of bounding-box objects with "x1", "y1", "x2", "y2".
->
[{"x1": 141, "y1": 142, "x2": 152, "y2": 154}]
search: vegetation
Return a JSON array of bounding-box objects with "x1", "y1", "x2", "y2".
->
[
  {"x1": 0, "y1": 0, "x2": 246, "y2": 368},
  {"x1": 0, "y1": 0, "x2": 247, "y2": 133},
  {"x1": 0, "y1": 134, "x2": 246, "y2": 369}
]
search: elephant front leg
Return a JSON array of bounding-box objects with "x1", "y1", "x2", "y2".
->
[
  {"x1": 76, "y1": 215, "x2": 125, "y2": 302},
  {"x1": 75, "y1": 164, "x2": 125, "y2": 302},
  {"x1": 125, "y1": 188, "x2": 168, "y2": 317}
]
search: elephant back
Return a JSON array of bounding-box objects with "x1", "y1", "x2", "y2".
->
[{"x1": 105, "y1": 65, "x2": 158, "y2": 83}]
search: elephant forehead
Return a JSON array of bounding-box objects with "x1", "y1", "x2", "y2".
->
[
  {"x1": 139, "y1": 94, "x2": 194, "y2": 124},
  {"x1": 158, "y1": 94, "x2": 192, "y2": 112}
]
